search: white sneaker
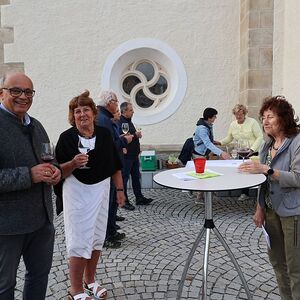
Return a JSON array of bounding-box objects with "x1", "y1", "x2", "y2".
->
[{"x1": 238, "y1": 193, "x2": 250, "y2": 201}]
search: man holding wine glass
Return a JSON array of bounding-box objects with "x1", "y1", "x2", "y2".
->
[
  {"x1": 0, "y1": 72, "x2": 61, "y2": 300},
  {"x1": 119, "y1": 102, "x2": 154, "y2": 210}
]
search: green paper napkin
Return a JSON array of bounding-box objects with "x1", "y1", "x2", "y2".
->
[{"x1": 186, "y1": 171, "x2": 221, "y2": 179}]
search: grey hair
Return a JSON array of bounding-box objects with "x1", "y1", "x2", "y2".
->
[
  {"x1": 120, "y1": 101, "x2": 132, "y2": 114},
  {"x1": 0, "y1": 75, "x2": 6, "y2": 87},
  {"x1": 97, "y1": 90, "x2": 117, "y2": 107}
]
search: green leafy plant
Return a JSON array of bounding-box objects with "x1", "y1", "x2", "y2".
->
[{"x1": 167, "y1": 153, "x2": 179, "y2": 164}]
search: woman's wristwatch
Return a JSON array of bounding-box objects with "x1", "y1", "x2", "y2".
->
[
  {"x1": 116, "y1": 188, "x2": 124, "y2": 192},
  {"x1": 267, "y1": 168, "x2": 274, "y2": 176}
]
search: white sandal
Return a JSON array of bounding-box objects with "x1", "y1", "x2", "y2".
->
[
  {"x1": 67, "y1": 292, "x2": 91, "y2": 300},
  {"x1": 84, "y1": 281, "x2": 107, "y2": 299}
]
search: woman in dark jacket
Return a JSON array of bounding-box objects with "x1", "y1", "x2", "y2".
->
[{"x1": 56, "y1": 91, "x2": 125, "y2": 300}]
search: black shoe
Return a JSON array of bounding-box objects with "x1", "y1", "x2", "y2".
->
[
  {"x1": 115, "y1": 224, "x2": 121, "y2": 230},
  {"x1": 103, "y1": 238, "x2": 121, "y2": 249},
  {"x1": 116, "y1": 215, "x2": 125, "y2": 221},
  {"x1": 136, "y1": 196, "x2": 154, "y2": 205},
  {"x1": 113, "y1": 231, "x2": 126, "y2": 240},
  {"x1": 123, "y1": 202, "x2": 135, "y2": 211}
]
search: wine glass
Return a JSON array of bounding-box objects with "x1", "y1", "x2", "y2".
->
[
  {"x1": 41, "y1": 143, "x2": 55, "y2": 163},
  {"x1": 237, "y1": 139, "x2": 251, "y2": 162},
  {"x1": 121, "y1": 123, "x2": 129, "y2": 134},
  {"x1": 231, "y1": 148, "x2": 238, "y2": 160},
  {"x1": 78, "y1": 139, "x2": 90, "y2": 169}
]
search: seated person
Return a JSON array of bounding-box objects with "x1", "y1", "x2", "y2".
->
[
  {"x1": 220, "y1": 104, "x2": 263, "y2": 157},
  {"x1": 193, "y1": 107, "x2": 230, "y2": 160},
  {"x1": 193, "y1": 107, "x2": 230, "y2": 203},
  {"x1": 220, "y1": 104, "x2": 263, "y2": 200}
]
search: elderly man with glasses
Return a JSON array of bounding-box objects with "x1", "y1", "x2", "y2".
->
[{"x1": 0, "y1": 72, "x2": 61, "y2": 300}]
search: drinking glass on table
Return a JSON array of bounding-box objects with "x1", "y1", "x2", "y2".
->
[
  {"x1": 121, "y1": 123, "x2": 129, "y2": 134},
  {"x1": 231, "y1": 148, "x2": 238, "y2": 160},
  {"x1": 237, "y1": 139, "x2": 251, "y2": 162},
  {"x1": 41, "y1": 143, "x2": 55, "y2": 163},
  {"x1": 78, "y1": 139, "x2": 90, "y2": 169}
]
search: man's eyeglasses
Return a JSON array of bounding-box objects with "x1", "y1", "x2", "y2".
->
[{"x1": 2, "y1": 87, "x2": 35, "y2": 98}]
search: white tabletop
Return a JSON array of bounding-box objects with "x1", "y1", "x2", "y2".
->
[{"x1": 153, "y1": 162, "x2": 266, "y2": 192}]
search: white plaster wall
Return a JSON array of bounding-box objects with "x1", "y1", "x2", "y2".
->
[
  {"x1": 273, "y1": 0, "x2": 300, "y2": 117},
  {"x1": 2, "y1": 0, "x2": 240, "y2": 145}
]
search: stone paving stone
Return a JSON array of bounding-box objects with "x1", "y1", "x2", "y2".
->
[
  {"x1": 14, "y1": 189, "x2": 281, "y2": 299},
  {"x1": 141, "y1": 292, "x2": 153, "y2": 299}
]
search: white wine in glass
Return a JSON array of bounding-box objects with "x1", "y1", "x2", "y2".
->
[
  {"x1": 78, "y1": 139, "x2": 90, "y2": 169},
  {"x1": 41, "y1": 143, "x2": 55, "y2": 163},
  {"x1": 121, "y1": 123, "x2": 129, "y2": 134}
]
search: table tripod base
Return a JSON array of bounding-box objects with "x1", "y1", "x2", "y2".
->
[{"x1": 177, "y1": 225, "x2": 253, "y2": 300}]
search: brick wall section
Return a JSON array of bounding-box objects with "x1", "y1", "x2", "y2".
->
[
  {"x1": 0, "y1": 0, "x2": 24, "y2": 78},
  {"x1": 240, "y1": 0, "x2": 274, "y2": 118}
]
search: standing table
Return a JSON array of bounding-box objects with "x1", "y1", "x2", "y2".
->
[{"x1": 153, "y1": 162, "x2": 266, "y2": 300}]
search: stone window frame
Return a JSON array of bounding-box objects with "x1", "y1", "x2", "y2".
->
[{"x1": 101, "y1": 38, "x2": 187, "y2": 125}]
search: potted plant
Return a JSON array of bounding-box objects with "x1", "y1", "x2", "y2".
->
[{"x1": 166, "y1": 153, "x2": 180, "y2": 169}]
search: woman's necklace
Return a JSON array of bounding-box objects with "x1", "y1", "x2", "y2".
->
[{"x1": 272, "y1": 138, "x2": 286, "y2": 151}]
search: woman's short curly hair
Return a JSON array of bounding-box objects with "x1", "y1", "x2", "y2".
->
[
  {"x1": 259, "y1": 95, "x2": 300, "y2": 137},
  {"x1": 68, "y1": 90, "x2": 97, "y2": 127},
  {"x1": 232, "y1": 104, "x2": 248, "y2": 115}
]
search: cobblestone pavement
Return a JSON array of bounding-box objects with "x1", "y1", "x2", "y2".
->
[{"x1": 16, "y1": 189, "x2": 280, "y2": 300}]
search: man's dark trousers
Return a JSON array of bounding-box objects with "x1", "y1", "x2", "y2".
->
[
  {"x1": 122, "y1": 156, "x2": 143, "y2": 201},
  {"x1": 0, "y1": 222, "x2": 55, "y2": 300},
  {"x1": 105, "y1": 180, "x2": 118, "y2": 239}
]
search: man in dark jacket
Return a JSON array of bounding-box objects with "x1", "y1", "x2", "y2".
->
[
  {"x1": 0, "y1": 72, "x2": 61, "y2": 299},
  {"x1": 96, "y1": 91, "x2": 133, "y2": 248},
  {"x1": 119, "y1": 102, "x2": 153, "y2": 210}
]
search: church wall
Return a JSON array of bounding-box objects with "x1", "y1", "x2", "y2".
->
[
  {"x1": 2, "y1": 0, "x2": 240, "y2": 146},
  {"x1": 273, "y1": 0, "x2": 300, "y2": 116}
]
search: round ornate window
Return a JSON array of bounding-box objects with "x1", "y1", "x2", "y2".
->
[
  {"x1": 121, "y1": 59, "x2": 169, "y2": 110},
  {"x1": 101, "y1": 38, "x2": 187, "y2": 125}
]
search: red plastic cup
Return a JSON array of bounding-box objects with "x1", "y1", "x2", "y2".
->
[{"x1": 193, "y1": 157, "x2": 206, "y2": 173}]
